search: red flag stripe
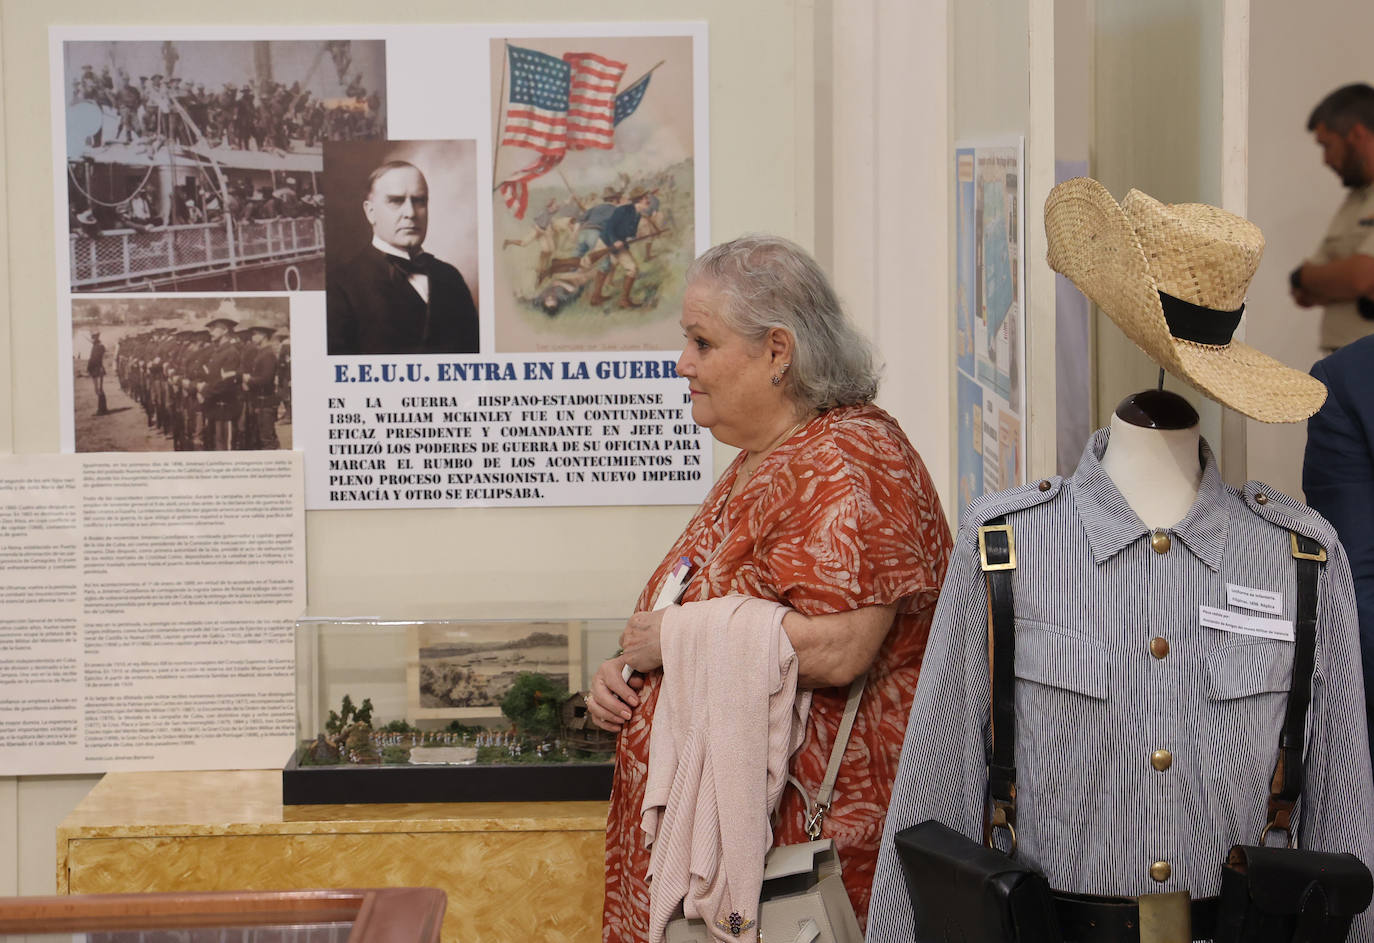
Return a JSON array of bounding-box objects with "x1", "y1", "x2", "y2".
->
[
  {"x1": 504, "y1": 106, "x2": 568, "y2": 126},
  {"x1": 570, "y1": 76, "x2": 620, "y2": 91},
  {"x1": 500, "y1": 181, "x2": 528, "y2": 218},
  {"x1": 568, "y1": 91, "x2": 617, "y2": 107},
  {"x1": 500, "y1": 137, "x2": 567, "y2": 156},
  {"x1": 566, "y1": 109, "x2": 615, "y2": 126},
  {"x1": 563, "y1": 52, "x2": 626, "y2": 72}
]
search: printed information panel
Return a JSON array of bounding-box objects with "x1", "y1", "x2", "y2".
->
[{"x1": 296, "y1": 347, "x2": 708, "y2": 509}]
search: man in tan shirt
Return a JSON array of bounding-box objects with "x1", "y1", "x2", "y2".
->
[{"x1": 1291, "y1": 83, "x2": 1374, "y2": 351}]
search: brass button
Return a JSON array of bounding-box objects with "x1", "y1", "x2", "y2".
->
[
  {"x1": 1038, "y1": 479, "x2": 1051, "y2": 492},
  {"x1": 1151, "y1": 749, "x2": 1173, "y2": 771},
  {"x1": 1151, "y1": 531, "x2": 1171, "y2": 554},
  {"x1": 1150, "y1": 636, "x2": 1170, "y2": 659},
  {"x1": 1150, "y1": 860, "x2": 1172, "y2": 882},
  {"x1": 1255, "y1": 493, "x2": 1269, "y2": 505}
]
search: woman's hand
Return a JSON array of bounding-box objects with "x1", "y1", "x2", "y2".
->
[
  {"x1": 619, "y1": 608, "x2": 667, "y2": 673},
  {"x1": 586, "y1": 655, "x2": 644, "y2": 732}
]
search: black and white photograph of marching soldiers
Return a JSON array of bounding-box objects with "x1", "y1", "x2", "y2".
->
[
  {"x1": 72, "y1": 297, "x2": 292, "y2": 453},
  {"x1": 63, "y1": 38, "x2": 385, "y2": 293}
]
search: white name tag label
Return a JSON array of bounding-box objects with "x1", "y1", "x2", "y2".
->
[
  {"x1": 1225, "y1": 583, "x2": 1284, "y2": 615},
  {"x1": 1200, "y1": 606, "x2": 1295, "y2": 642}
]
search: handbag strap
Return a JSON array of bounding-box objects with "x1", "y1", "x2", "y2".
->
[
  {"x1": 978, "y1": 516, "x2": 1018, "y2": 852},
  {"x1": 1263, "y1": 531, "x2": 1326, "y2": 845},
  {"x1": 788, "y1": 674, "x2": 866, "y2": 840}
]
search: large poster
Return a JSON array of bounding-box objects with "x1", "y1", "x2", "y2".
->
[
  {"x1": 52, "y1": 24, "x2": 711, "y2": 511},
  {"x1": 954, "y1": 140, "x2": 1026, "y2": 518}
]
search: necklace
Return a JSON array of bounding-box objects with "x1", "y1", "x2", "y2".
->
[{"x1": 734, "y1": 413, "x2": 813, "y2": 488}]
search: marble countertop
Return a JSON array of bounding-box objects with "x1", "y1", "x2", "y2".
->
[{"x1": 59, "y1": 770, "x2": 609, "y2": 838}]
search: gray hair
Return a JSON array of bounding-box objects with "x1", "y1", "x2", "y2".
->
[
  {"x1": 686, "y1": 234, "x2": 879, "y2": 410},
  {"x1": 365, "y1": 160, "x2": 426, "y2": 198}
]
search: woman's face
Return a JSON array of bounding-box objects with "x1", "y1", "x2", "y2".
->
[{"x1": 676, "y1": 279, "x2": 784, "y2": 450}]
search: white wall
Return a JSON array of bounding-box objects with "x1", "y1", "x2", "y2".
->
[
  {"x1": 1090, "y1": 0, "x2": 1233, "y2": 472},
  {"x1": 1246, "y1": 0, "x2": 1374, "y2": 499},
  {"x1": 821, "y1": 0, "x2": 953, "y2": 516}
]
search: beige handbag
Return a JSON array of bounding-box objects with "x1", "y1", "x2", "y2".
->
[{"x1": 663, "y1": 679, "x2": 866, "y2": 943}]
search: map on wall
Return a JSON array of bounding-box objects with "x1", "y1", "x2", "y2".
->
[{"x1": 954, "y1": 139, "x2": 1026, "y2": 517}]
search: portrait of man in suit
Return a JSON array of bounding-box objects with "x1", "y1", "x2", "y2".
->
[{"x1": 326, "y1": 148, "x2": 480, "y2": 356}]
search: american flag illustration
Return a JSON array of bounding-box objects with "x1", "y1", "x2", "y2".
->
[{"x1": 498, "y1": 44, "x2": 653, "y2": 218}]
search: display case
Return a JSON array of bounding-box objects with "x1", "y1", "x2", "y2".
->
[
  {"x1": 0, "y1": 888, "x2": 446, "y2": 943},
  {"x1": 285, "y1": 618, "x2": 621, "y2": 804}
]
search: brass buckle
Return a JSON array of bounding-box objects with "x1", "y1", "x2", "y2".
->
[
  {"x1": 1290, "y1": 532, "x2": 1327, "y2": 562},
  {"x1": 983, "y1": 795, "x2": 1017, "y2": 854},
  {"x1": 978, "y1": 524, "x2": 1017, "y2": 571},
  {"x1": 1138, "y1": 891, "x2": 1191, "y2": 943},
  {"x1": 1260, "y1": 820, "x2": 1295, "y2": 849}
]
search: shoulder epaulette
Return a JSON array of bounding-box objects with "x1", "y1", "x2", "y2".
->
[
  {"x1": 1241, "y1": 481, "x2": 1337, "y2": 553},
  {"x1": 963, "y1": 476, "x2": 1065, "y2": 529}
]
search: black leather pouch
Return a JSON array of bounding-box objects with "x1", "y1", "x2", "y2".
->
[
  {"x1": 894, "y1": 819, "x2": 1062, "y2": 942},
  {"x1": 1214, "y1": 844, "x2": 1373, "y2": 943}
]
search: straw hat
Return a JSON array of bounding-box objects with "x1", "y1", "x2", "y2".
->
[{"x1": 1044, "y1": 177, "x2": 1326, "y2": 424}]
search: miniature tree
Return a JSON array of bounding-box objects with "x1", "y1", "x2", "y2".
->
[
  {"x1": 501, "y1": 672, "x2": 570, "y2": 739},
  {"x1": 325, "y1": 694, "x2": 358, "y2": 736}
]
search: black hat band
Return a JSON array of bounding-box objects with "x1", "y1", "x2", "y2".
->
[{"x1": 1159, "y1": 291, "x2": 1244, "y2": 347}]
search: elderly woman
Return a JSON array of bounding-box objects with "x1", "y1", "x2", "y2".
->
[{"x1": 589, "y1": 235, "x2": 952, "y2": 941}]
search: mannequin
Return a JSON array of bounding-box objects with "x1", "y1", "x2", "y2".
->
[
  {"x1": 867, "y1": 178, "x2": 1374, "y2": 943},
  {"x1": 1100, "y1": 376, "x2": 1202, "y2": 530}
]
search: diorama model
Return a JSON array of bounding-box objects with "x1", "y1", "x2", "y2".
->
[{"x1": 296, "y1": 675, "x2": 616, "y2": 770}]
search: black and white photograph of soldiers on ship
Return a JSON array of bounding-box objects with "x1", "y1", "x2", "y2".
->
[
  {"x1": 63, "y1": 38, "x2": 386, "y2": 293},
  {"x1": 72, "y1": 297, "x2": 291, "y2": 453}
]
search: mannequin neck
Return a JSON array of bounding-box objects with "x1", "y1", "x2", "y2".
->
[{"x1": 1100, "y1": 392, "x2": 1202, "y2": 530}]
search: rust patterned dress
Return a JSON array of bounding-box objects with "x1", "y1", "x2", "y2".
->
[{"x1": 602, "y1": 403, "x2": 953, "y2": 941}]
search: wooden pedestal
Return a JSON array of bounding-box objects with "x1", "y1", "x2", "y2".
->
[{"x1": 57, "y1": 770, "x2": 608, "y2": 943}]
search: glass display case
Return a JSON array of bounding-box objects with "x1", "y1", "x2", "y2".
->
[
  {"x1": 0, "y1": 888, "x2": 445, "y2": 943},
  {"x1": 285, "y1": 618, "x2": 621, "y2": 804}
]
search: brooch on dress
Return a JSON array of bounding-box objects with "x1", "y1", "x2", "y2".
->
[{"x1": 715, "y1": 912, "x2": 756, "y2": 937}]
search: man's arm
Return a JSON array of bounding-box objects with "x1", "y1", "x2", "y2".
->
[
  {"x1": 1304, "y1": 353, "x2": 1374, "y2": 773},
  {"x1": 1294, "y1": 253, "x2": 1374, "y2": 305},
  {"x1": 245, "y1": 349, "x2": 277, "y2": 393}
]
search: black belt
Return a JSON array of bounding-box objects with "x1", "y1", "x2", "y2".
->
[{"x1": 1054, "y1": 891, "x2": 1218, "y2": 942}]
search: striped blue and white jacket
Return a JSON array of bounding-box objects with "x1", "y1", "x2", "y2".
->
[{"x1": 867, "y1": 428, "x2": 1374, "y2": 941}]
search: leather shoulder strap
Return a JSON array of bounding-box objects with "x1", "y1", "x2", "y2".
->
[
  {"x1": 789, "y1": 675, "x2": 866, "y2": 840},
  {"x1": 979, "y1": 516, "x2": 1018, "y2": 852},
  {"x1": 1263, "y1": 531, "x2": 1325, "y2": 845}
]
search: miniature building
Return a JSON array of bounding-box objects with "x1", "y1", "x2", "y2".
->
[{"x1": 560, "y1": 692, "x2": 617, "y2": 752}]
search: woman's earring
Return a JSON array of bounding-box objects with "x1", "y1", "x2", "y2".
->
[{"x1": 771, "y1": 362, "x2": 790, "y2": 386}]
